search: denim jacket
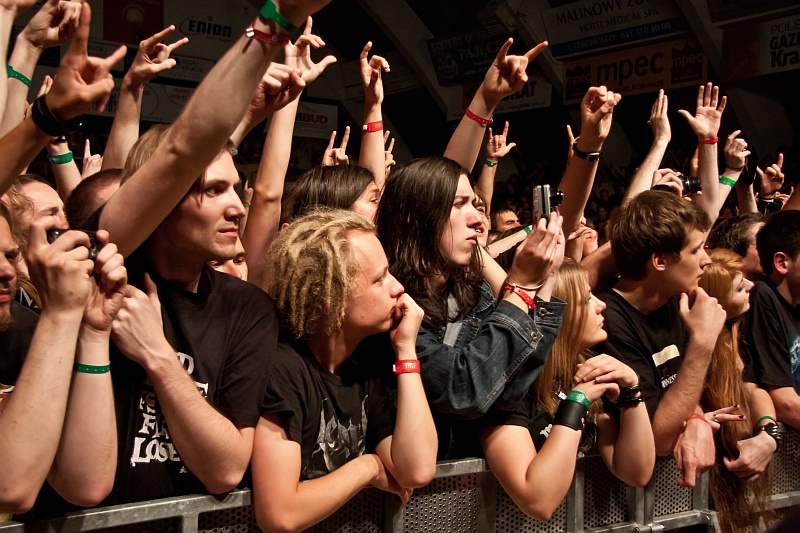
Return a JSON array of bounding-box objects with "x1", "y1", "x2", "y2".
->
[{"x1": 417, "y1": 281, "x2": 565, "y2": 421}]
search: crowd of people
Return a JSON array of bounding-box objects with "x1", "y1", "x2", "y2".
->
[{"x1": 1, "y1": 1, "x2": 798, "y2": 532}]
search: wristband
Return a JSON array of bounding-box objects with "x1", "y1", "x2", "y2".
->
[
  {"x1": 73, "y1": 362, "x2": 111, "y2": 374},
  {"x1": 572, "y1": 141, "x2": 602, "y2": 162},
  {"x1": 566, "y1": 389, "x2": 591, "y2": 409},
  {"x1": 698, "y1": 137, "x2": 719, "y2": 145},
  {"x1": 682, "y1": 414, "x2": 710, "y2": 431},
  {"x1": 756, "y1": 415, "x2": 777, "y2": 427},
  {"x1": 31, "y1": 96, "x2": 80, "y2": 138},
  {"x1": 719, "y1": 175, "x2": 737, "y2": 187},
  {"x1": 484, "y1": 159, "x2": 498, "y2": 167},
  {"x1": 465, "y1": 108, "x2": 492, "y2": 126},
  {"x1": 502, "y1": 283, "x2": 535, "y2": 311},
  {"x1": 616, "y1": 396, "x2": 644, "y2": 409},
  {"x1": 242, "y1": 202, "x2": 251, "y2": 208},
  {"x1": 504, "y1": 279, "x2": 544, "y2": 292},
  {"x1": 523, "y1": 225, "x2": 532, "y2": 234},
  {"x1": 259, "y1": 0, "x2": 298, "y2": 33},
  {"x1": 6, "y1": 65, "x2": 31, "y2": 87},
  {"x1": 393, "y1": 359, "x2": 420, "y2": 375},
  {"x1": 553, "y1": 397, "x2": 588, "y2": 431},
  {"x1": 245, "y1": 24, "x2": 291, "y2": 45},
  {"x1": 362, "y1": 120, "x2": 383, "y2": 133},
  {"x1": 616, "y1": 381, "x2": 641, "y2": 402},
  {"x1": 47, "y1": 152, "x2": 74, "y2": 165},
  {"x1": 755, "y1": 422, "x2": 783, "y2": 451}
]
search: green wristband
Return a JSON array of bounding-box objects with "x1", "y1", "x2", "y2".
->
[
  {"x1": 243, "y1": 202, "x2": 251, "y2": 208},
  {"x1": 73, "y1": 362, "x2": 111, "y2": 374},
  {"x1": 484, "y1": 159, "x2": 498, "y2": 167},
  {"x1": 756, "y1": 415, "x2": 777, "y2": 427},
  {"x1": 719, "y1": 175, "x2": 736, "y2": 187},
  {"x1": 566, "y1": 389, "x2": 591, "y2": 409},
  {"x1": 47, "y1": 151, "x2": 74, "y2": 165},
  {"x1": 7, "y1": 65, "x2": 31, "y2": 87},
  {"x1": 259, "y1": 0, "x2": 298, "y2": 33},
  {"x1": 523, "y1": 225, "x2": 532, "y2": 234}
]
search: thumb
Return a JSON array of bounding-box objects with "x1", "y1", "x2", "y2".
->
[
  {"x1": 143, "y1": 273, "x2": 162, "y2": 316},
  {"x1": 677, "y1": 109, "x2": 692, "y2": 122},
  {"x1": 679, "y1": 292, "x2": 690, "y2": 316}
]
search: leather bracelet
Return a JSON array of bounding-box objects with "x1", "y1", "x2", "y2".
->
[
  {"x1": 572, "y1": 141, "x2": 602, "y2": 162},
  {"x1": 31, "y1": 96, "x2": 80, "y2": 138},
  {"x1": 616, "y1": 396, "x2": 644, "y2": 409},
  {"x1": 616, "y1": 381, "x2": 641, "y2": 402},
  {"x1": 465, "y1": 107, "x2": 492, "y2": 126},
  {"x1": 393, "y1": 359, "x2": 420, "y2": 375},
  {"x1": 755, "y1": 422, "x2": 782, "y2": 451},
  {"x1": 553, "y1": 397, "x2": 588, "y2": 431}
]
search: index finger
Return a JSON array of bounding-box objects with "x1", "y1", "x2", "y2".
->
[
  {"x1": 167, "y1": 37, "x2": 189, "y2": 53},
  {"x1": 360, "y1": 41, "x2": 372, "y2": 61},
  {"x1": 777, "y1": 153, "x2": 784, "y2": 168},
  {"x1": 339, "y1": 126, "x2": 350, "y2": 151},
  {"x1": 387, "y1": 137, "x2": 395, "y2": 153},
  {"x1": 143, "y1": 25, "x2": 176, "y2": 48},
  {"x1": 326, "y1": 130, "x2": 337, "y2": 150},
  {"x1": 84, "y1": 138, "x2": 91, "y2": 157},
  {"x1": 302, "y1": 16, "x2": 313, "y2": 36},
  {"x1": 523, "y1": 41, "x2": 548, "y2": 62}
]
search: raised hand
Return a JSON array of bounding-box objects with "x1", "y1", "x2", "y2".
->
[
  {"x1": 507, "y1": 211, "x2": 563, "y2": 289},
  {"x1": 284, "y1": 17, "x2": 336, "y2": 84},
  {"x1": 479, "y1": 38, "x2": 548, "y2": 106},
  {"x1": 360, "y1": 41, "x2": 389, "y2": 105},
  {"x1": 724, "y1": 130, "x2": 749, "y2": 171},
  {"x1": 81, "y1": 230, "x2": 126, "y2": 334},
  {"x1": 81, "y1": 138, "x2": 102, "y2": 178},
  {"x1": 486, "y1": 121, "x2": 516, "y2": 164},
  {"x1": 322, "y1": 126, "x2": 349, "y2": 166},
  {"x1": 648, "y1": 89, "x2": 670, "y2": 144},
  {"x1": 651, "y1": 168, "x2": 685, "y2": 196},
  {"x1": 19, "y1": 0, "x2": 82, "y2": 50},
  {"x1": 0, "y1": 0, "x2": 38, "y2": 16},
  {"x1": 126, "y1": 25, "x2": 188, "y2": 87},
  {"x1": 45, "y1": 2, "x2": 127, "y2": 117},
  {"x1": 756, "y1": 153, "x2": 785, "y2": 198},
  {"x1": 246, "y1": 63, "x2": 306, "y2": 126},
  {"x1": 578, "y1": 86, "x2": 621, "y2": 151},
  {"x1": 678, "y1": 83, "x2": 726, "y2": 141},
  {"x1": 384, "y1": 130, "x2": 396, "y2": 172}
]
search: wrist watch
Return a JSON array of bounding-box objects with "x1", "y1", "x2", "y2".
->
[{"x1": 572, "y1": 141, "x2": 602, "y2": 162}]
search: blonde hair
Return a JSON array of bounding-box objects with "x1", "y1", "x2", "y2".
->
[
  {"x1": 267, "y1": 209, "x2": 374, "y2": 338},
  {"x1": 700, "y1": 248, "x2": 773, "y2": 533}
]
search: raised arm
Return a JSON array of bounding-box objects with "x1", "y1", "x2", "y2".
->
[
  {"x1": 100, "y1": 0, "x2": 332, "y2": 257},
  {"x1": 557, "y1": 86, "x2": 621, "y2": 235},
  {"x1": 444, "y1": 38, "x2": 547, "y2": 171},
  {"x1": 358, "y1": 41, "x2": 389, "y2": 189},
  {"x1": 102, "y1": 26, "x2": 187, "y2": 170},
  {"x1": 709, "y1": 130, "x2": 751, "y2": 217},
  {"x1": 623, "y1": 89, "x2": 671, "y2": 206},
  {"x1": 1, "y1": 0, "x2": 82, "y2": 137},
  {"x1": 0, "y1": 1, "x2": 39, "y2": 126},
  {"x1": 475, "y1": 121, "x2": 515, "y2": 211},
  {"x1": 678, "y1": 83, "x2": 725, "y2": 220}
]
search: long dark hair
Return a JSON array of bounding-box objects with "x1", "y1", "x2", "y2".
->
[
  {"x1": 282, "y1": 164, "x2": 375, "y2": 224},
  {"x1": 376, "y1": 157, "x2": 481, "y2": 330}
]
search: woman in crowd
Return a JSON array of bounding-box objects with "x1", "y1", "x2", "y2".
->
[
  {"x1": 251, "y1": 209, "x2": 437, "y2": 533},
  {"x1": 699, "y1": 248, "x2": 778, "y2": 533}
]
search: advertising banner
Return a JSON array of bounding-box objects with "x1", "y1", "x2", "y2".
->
[{"x1": 721, "y1": 14, "x2": 800, "y2": 81}]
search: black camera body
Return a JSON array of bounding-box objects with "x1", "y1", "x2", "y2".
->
[
  {"x1": 46, "y1": 229, "x2": 99, "y2": 260},
  {"x1": 533, "y1": 184, "x2": 564, "y2": 218},
  {"x1": 653, "y1": 172, "x2": 702, "y2": 197}
]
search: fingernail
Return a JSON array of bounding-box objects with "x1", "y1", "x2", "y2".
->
[{"x1": 739, "y1": 415, "x2": 744, "y2": 419}]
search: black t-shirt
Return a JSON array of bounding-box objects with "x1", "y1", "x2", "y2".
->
[
  {"x1": 261, "y1": 337, "x2": 394, "y2": 481},
  {"x1": 593, "y1": 285, "x2": 687, "y2": 418},
  {"x1": 740, "y1": 280, "x2": 800, "y2": 392},
  {"x1": 0, "y1": 301, "x2": 40, "y2": 411}
]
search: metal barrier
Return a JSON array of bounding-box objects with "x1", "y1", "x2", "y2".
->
[{"x1": 3, "y1": 431, "x2": 800, "y2": 532}]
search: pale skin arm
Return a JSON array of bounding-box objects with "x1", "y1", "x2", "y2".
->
[
  {"x1": 721, "y1": 384, "x2": 777, "y2": 481},
  {"x1": 480, "y1": 245, "x2": 508, "y2": 298},
  {"x1": 711, "y1": 130, "x2": 750, "y2": 216},
  {"x1": 767, "y1": 386, "x2": 800, "y2": 429},
  {"x1": 102, "y1": 26, "x2": 187, "y2": 170},
  {"x1": 475, "y1": 121, "x2": 516, "y2": 210},
  {"x1": 444, "y1": 38, "x2": 547, "y2": 171},
  {"x1": 623, "y1": 89, "x2": 671, "y2": 206},
  {"x1": 359, "y1": 41, "x2": 388, "y2": 189},
  {"x1": 111, "y1": 277, "x2": 254, "y2": 494},
  {"x1": 100, "y1": 0, "x2": 332, "y2": 257},
  {"x1": 581, "y1": 240, "x2": 615, "y2": 290}
]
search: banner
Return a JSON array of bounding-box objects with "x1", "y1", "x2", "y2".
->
[
  {"x1": 294, "y1": 102, "x2": 338, "y2": 140},
  {"x1": 707, "y1": 0, "x2": 798, "y2": 26},
  {"x1": 721, "y1": 14, "x2": 800, "y2": 82},
  {"x1": 542, "y1": 0, "x2": 687, "y2": 58},
  {"x1": 428, "y1": 30, "x2": 525, "y2": 86},
  {"x1": 563, "y1": 39, "x2": 706, "y2": 104}
]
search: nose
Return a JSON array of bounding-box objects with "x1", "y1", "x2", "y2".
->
[
  {"x1": 229, "y1": 191, "x2": 247, "y2": 220},
  {"x1": 744, "y1": 278, "x2": 754, "y2": 292},
  {"x1": 389, "y1": 274, "x2": 404, "y2": 298},
  {"x1": 593, "y1": 294, "x2": 606, "y2": 313},
  {"x1": 220, "y1": 260, "x2": 242, "y2": 279},
  {"x1": 699, "y1": 247, "x2": 711, "y2": 268},
  {"x1": 465, "y1": 202, "x2": 483, "y2": 227},
  {"x1": 56, "y1": 209, "x2": 68, "y2": 230}
]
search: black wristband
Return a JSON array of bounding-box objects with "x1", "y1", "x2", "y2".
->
[
  {"x1": 553, "y1": 398, "x2": 588, "y2": 431},
  {"x1": 755, "y1": 422, "x2": 783, "y2": 451},
  {"x1": 616, "y1": 381, "x2": 642, "y2": 403},
  {"x1": 616, "y1": 396, "x2": 644, "y2": 409},
  {"x1": 31, "y1": 96, "x2": 80, "y2": 138}
]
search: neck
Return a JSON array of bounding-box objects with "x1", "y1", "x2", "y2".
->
[
  {"x1": 771, "y1": 274, "x2": 799, "y2": 306},
  {"x1": 306, "y1": 328, "x2": 365, "y2": 373},
  {"x1": 147, "y1": 245, "x2": 205, "y2": 293},
  {"x1": 613, "y1": 277, "x2": 673, "y2": 314}
]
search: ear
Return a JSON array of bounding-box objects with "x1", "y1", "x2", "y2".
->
[
  {"x1": 280, "y1": 222, "x2": 290, "y2": 231},
  {"x1": 651, "y1": 252, "x2": 668, "y2": 272},
  {"x1": 774, "y1": 252, "x2": 790, "y2": 276}
]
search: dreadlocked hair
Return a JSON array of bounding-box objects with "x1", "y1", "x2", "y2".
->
[
  {"x1": 699, "y1": 248, "x2": 774, "y2": 533},
  {"x1": 267, "y1": 208, "x2": 374, "y2": 339}
]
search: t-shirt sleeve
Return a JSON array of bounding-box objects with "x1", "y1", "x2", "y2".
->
[
  {"x1": 741, "y1": 285, "x2": 795, "y2": 388},
  {"x1": 260, "y1": 343, "x2": 311, "y2": 444}
]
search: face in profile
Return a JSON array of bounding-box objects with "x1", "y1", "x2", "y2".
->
[
  {"x1": 439, "y1": 175, "x2": 483, "y2": 267},
  {"x1": 349, "y1": 181, "x2": 381, "y2": 222},
  {"x1": 663, "y1": 228, "x2": 711, "y2": 294},
  {"x1": 722, "y1": 272, "x2": 753, "y2": 319},
  {"x1": 579, "y1": 284, "x2": 607, "y2": 350},
  {"x1": 0, "y1": 217, "x2": 18, "y2": 326},
  {"x1": 209, "y1": 235, "x2": 248, "y2": 280}
]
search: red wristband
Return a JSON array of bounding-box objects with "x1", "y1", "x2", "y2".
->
[
  {"x1": 465, "y1": 108, "x2": 492, "y2": 126},
  {"x1": 681, "y1": 414, "x2": 710, "y2": 433},
  {"x1": 393, "y1": 359, "x2": 421, "y2": 375},
  {"x1": 245, "y1": 24, "x2": 291, "y2": 46},
  {"x1": 503, "y1": 283, "x2": 536, "y2": 311},
  {"x1": 698, "y1": 137, "x2": 718, "y2": 145},
  {"x1": 362, "y1": 120, "x2": 383, "y2": 133}
]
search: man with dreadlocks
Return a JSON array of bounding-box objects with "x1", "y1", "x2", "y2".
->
[{"x1": 251, "y1": 209, "x2": 437, "y2": 532}]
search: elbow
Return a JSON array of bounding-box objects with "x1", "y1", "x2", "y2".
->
[
  {"x1": 395, "y1": 463, "x2": 437, "y2": 489},
  {"x1": 255, "y1": 508, "x2": 303, "y2": 533},
  {"x1": 618, "y1": 468, "x2": 654, "y2": 488},
  {"x1": 202, "y1": 469, "x2": 245, "y2": 496},
  {"x1": 520, "y1": 500, "x2": 560, "y2": 522},
  {"x1": 0, "y1": 486, "x2": 39, "y2": 515}
]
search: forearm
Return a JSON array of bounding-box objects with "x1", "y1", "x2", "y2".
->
[
  {"x1": 359, "y1": 101, "x2": 385, "y2": 189},
  {"x1": 48, "y1": 329, "x2": 116, "y2": 507},
  {"x1": 444, "y1": 89, "x2": 497, "y2": 171},
  {"x1": 606, "y1": 406, "x2": 655, "y2": 486},
  {"x1": 0, "y1": 113, "x2": 52, "y2": 197},
  {"x1": 0, "y1": 10, "x2": 14, "y2": 127},
  {"x1": 1, "y1": 35, "x2": 41, "y2": 137},
  {"x1": 557, "y1": 154, "x2": 600, "y2": 235},
  {"x1": 736, "y1": 181, "x2": 757, "y2": 214},
  {"x1": 47, "y1": 142, "x2": 83, "y2": 200},
  {"x1": 694, "y1": 143, "x2": 720, "y2": 219},
  {"x1": 652, "y1": 341, "x2": 712, "y2": 454},
  {"x1": 146, "y1": 348, "x2": 253, "y2": 493},
  {"x1": 581, "y1": 241, "x2": 614, "y2": 289},
  {"x1": 475, "y1": 163, "x2": 496, "y2": 208},
  {"x1": 624, "y1": 139, "x2": 669, "y2": 206},
  {"x1": 243, "y1": 99, "x2": 298, "y2": 289},
  {"x1": 0, "y1": 309, "x2": 83, "y2": 513},
  {"x1": 480, "y1": 246, "x2": 507, "y2": 298},
  {"x1": 102, "y1": 80, "x2": 144, "y2": 170},
  {"x1": 782, "y1": 185, "x2": 800, "y2": 211}
]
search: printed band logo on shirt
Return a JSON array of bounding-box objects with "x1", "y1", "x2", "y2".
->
[{"x1": 651, "y1": 344, "x2": 680, "y2": 367}]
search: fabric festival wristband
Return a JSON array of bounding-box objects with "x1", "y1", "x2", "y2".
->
[
  {"x1": 243, "y1": 202, "x2": 251, "y2": 208},
  {"x1": 393, "y1": 359, "x2": 420, "y2": 375},
  {"x1": 503, "y1": 283, "x2": 535, "y2": 311},
  {"x1": 566, "y1": 389, "x2": 591, "y2": 409},
  {"x1": 48, "y1": 152, "x2": 74, "y2": 165},
  {"x1": 698, "y1": 137, "x2": 718, "y2": 145},
  {"x1": 756, "y1": 415, "x2": 777, "y2": 427},
  {"x1": 74, "y1": 362, "x2": 111, "y2": 374},
  {"x1": 7, "y1": 65, "x2": 31, "y2": 87},
  {"x1": 259, "y1": 0, "x2": 297, "y2": 33},
  {"x1": 719, "y1": 175, "x2": 736, "y2": 187},
  {"x1": 465, "y1": 108, "x2": 492, "y2": 126},
  {"x1": 362, "y1": 120, "x2": 383, "y2": 133},
  {"x1": 523, "y1": 225, "x2": 532, "y2": 234},
  {"x1": 484, "y1": 159, "x2": 498, "y2": 167},
  {"x1": 245, "y1": 24, "x2": 291, "y2": 45}
]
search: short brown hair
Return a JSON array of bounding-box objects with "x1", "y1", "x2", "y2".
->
[{"x1": 609, "y1": 190, "x2": 711, "y2": 280}]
